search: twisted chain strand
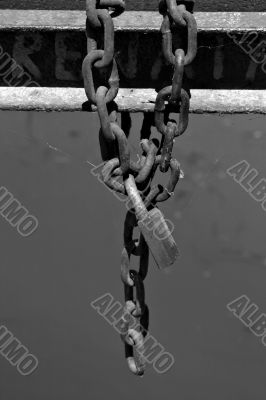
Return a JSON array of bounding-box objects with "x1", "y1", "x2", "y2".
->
[{"x1": 83, "y1": 0, "x2": 197, "y2": 376}]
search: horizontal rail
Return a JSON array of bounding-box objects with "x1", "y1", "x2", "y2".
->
[
  {"x1": 1, "y1": 0, "x2": 265, "y2": 12},
  {"x1": 0, "y1": 11, "x2": 265, "y2": 32},
  {"x1": 0, "y1": 88, "x2": 265, "y2": 114},
  {"x1": 0, "y1": 11, "x2": 265, "y2": 90}
]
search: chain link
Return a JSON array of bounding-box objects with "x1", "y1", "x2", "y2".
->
[{"x1": 83, "y1": 0, "x2": 197, "y2": 376}]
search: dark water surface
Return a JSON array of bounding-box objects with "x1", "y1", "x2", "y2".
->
[{"x1": 0, "y1": 111, "x2": 265, "y2": 399}]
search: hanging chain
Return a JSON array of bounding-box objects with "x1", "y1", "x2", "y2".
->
[
  {"x1": 157, "y1": 0, "x2": 197, "y2": 172},
  {"x1": 83, "y1": 0, "x2": 197, "y2": 377}
]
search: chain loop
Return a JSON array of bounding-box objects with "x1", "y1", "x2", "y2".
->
[
  {"x1": 111, "y1": 122, "x2": 130, "y2": 174},
  {"x1": 135, "y1": 139, "x2": 158, "y2": 184},
  {"x1": 121, "y1": 228, "x2": 149, "y2": 286},
  {"x1": 170, "y1": 49, "x2": 185, "y2": 102},
  {"x1": 159, "y1": 1, "x2": 195, "y2": 25},
  {"x1": 124, "y1": 273, "x2": 145, "y2": 318},
  {"x1": 86, "y1": 0, "x2": 101, "y2": 29},
  {"x1": 101, "y1": 158, "x2": 126, "y2": 194},
  {"x1": 123, "y1": 306, "x2": 146, "y2": 376},
  {"x1": 123, "y1": 211, "x2": 140, "y2": 255},
  {"x1": 160, "y1": 121, "x2": 176, "y2": 173},
  {"x1": 155, "y1": 86, "x2": 190, "y2": 137},
  {"x1": 166, "y1": 1, "x2": 187, "y2": 26},
  {"x1": 96, "y1": 86, "x2": 116, "y2": 141},
  {"x1": 161, "y1": 11, "x2": 197, "y2": 66},
  {"x1": 143, "y1": 158, "x2": 181, "y2": 205},
  {"x1": 86, "y1": 0, "x2": 125, "y2": 29},
  {"x1": 155, "y1": 158, "x2": 181, "y2": 202},
  {"x1": 93, "y1": 9, "x2": 115, "y2": 69},
  {"x1": 83, "y1": 51, "x2": 119, "y2": 105}
]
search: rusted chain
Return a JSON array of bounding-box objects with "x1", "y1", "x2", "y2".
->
[
  {"x1": 84, "y1": 0, "x2": 151, "y2": 376},
  {"x1": 83, "y1": 0, "x2": 197, "y2": 377},
  {"x1": 155, "y1": 0, "x2": 197, "y2": 173},
  {"x1": 120, "y1": 213, "x2": 149, "y2": 375}
]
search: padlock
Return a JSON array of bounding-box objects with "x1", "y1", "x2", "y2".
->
[{"x1": 124, "y1": 174, "x2": 179, "y2": 270}]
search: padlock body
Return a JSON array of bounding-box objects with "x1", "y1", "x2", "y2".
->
[{"x1": 138, "y1": 208, "x2": 179, "y2": 270}]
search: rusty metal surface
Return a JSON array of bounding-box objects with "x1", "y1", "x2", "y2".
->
[
  {"x1": 0, "y1": 11, "x2": 266, "y2": 32},
  {"x1": 0, "y1": 88, "x2": 266, "y2": 113}
]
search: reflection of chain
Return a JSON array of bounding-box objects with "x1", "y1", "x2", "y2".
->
[{"x1": 83, "y1": 0, "x2": 197, "y2": 376}]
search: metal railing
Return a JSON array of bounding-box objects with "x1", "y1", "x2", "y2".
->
[{"x1": 0, "y1": 9, "x2": 265, "y2": 113}]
